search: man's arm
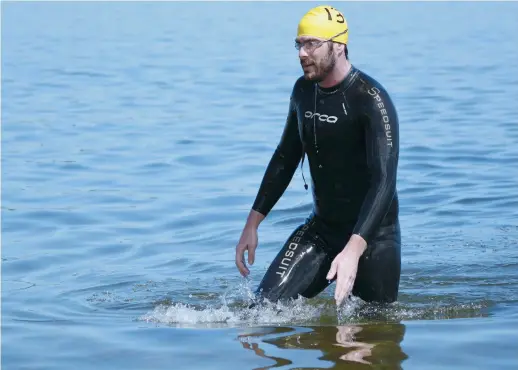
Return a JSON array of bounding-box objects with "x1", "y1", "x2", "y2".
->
[
  {"x1": 351, "y1": 86, "x2": 400, "y2": 245},
  {"x1": 250, "y1": 94, "x2": 303, "y2": 221}
]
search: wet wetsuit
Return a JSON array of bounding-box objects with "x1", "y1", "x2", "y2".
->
[{"x1": 251, "y1": 65, "x2": 401, "y2": 304}]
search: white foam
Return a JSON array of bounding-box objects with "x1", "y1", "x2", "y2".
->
[
  {"x1": 139, "y1": 297, "x2": 330, "y2": 328},
  {"x1": 139, "y1": 280, "x2": 331, "y2": 328}
]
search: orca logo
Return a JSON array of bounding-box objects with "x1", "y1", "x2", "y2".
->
[{"x1": 305, "y1": 111, "x2": 338, "y2": 123}]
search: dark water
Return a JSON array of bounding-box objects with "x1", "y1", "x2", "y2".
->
[{"x1": 2, "y1": 1, "x2": 518, "y2": 369}]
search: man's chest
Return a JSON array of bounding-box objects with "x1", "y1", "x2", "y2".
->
[{"x1": 295, "y1": 91, "x2": 361, "y2": 144}]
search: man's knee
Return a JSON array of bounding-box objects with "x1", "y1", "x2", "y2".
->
[
  {"x1": 353, "y1": 280, "x2": 400, "y2": 304},
  {"x1": 352, "y1": 233, "x2": 401, "y2": 304},
  {"x1": 254, "y1": 219, "x2": 330, "y2": 303},
  {"x1": 352, "y1": 274, "x2": 400, "y2": 304}
]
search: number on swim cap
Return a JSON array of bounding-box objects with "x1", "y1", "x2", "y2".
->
[{"x1": 323, "y1": 7, "x2": 345, "y2": 24}]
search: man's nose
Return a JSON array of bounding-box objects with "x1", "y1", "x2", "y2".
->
[{"x1": 298, "y1": 45, "x2": 309, "y2": 58}]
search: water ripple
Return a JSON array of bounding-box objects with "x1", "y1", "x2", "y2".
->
[{"x1": 2, "y1": 1, "x2": 518, "y2": 370}]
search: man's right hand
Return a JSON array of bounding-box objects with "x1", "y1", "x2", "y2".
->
[{"x1": 235, "y1": 225, "x2": 258, "y2": 277}]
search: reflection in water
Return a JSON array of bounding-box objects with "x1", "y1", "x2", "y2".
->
[
  {"x1": 238, "y1": 323, "x2": 407, "y2": 369},
  {"x1": 334, "y1": 326, "x2": 374, "y2": 365}
]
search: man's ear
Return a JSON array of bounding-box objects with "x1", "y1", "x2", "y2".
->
[{"x1": 336, "y1": 43, "x2": 345, "y2": 57}]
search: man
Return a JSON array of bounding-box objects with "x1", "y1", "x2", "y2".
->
[{"x1": 235, "y1": 5, "x2": 401, "y2": 307}]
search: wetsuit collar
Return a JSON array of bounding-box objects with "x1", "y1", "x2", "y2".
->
[{"x1": 316, "y1": 64, "x2": 358, "y2": 94}]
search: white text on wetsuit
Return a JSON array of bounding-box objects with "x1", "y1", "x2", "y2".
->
[
  {"x1": 305, "y1": 111, "x2": 338, "y2": 123},
  {"x1": 367, "y1": 87, "x2": 393, "y2": 147},
  {"x1": 275, "y1": 223, "x2": 309, "y2": 278}
]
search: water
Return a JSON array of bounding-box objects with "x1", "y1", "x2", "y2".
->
[{"x1": 2, "y1": 1, "x2": 518, "y2": 369}]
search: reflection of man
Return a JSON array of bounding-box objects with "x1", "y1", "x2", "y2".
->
[
  {"x1": 334, "y1": 326, "x2": 374, "y2": 364},
  {"x1": 237, "y1": 324, "x2": 408, "y2": 368},
  {"x1": 235, "y1": 4, "x2": 401, "y2": 306}
]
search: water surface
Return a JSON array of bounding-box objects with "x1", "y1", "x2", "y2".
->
[{"x1": 2, "y1": 1, "x2": 518, "y2": 369}]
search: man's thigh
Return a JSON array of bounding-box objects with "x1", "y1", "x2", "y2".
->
[{"x1": 352, "y1": 222, "x2": 402, "y2": 304}]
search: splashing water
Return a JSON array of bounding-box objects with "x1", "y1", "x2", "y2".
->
[
  {"x1": 137, "y1": 278, "x2": 492, "y2": 329},
  {"x1": 139, "y1": 279, "x2": 330, "y2": 328}
]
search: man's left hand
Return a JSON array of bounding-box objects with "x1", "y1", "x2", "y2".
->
[{"x1": 326, "y1": 234, "x2": 367, "y2": 306}]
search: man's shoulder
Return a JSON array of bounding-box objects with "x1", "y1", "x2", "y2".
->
[
  {"x1": 351, "y1": 66, "x2": 398, "y2": 122},
  {"x1": 291, "y1": 75, "x2": 313, "y2": 97},
  {"x1": 352, "y1": 66, "x2": 391, "y2": 99}
]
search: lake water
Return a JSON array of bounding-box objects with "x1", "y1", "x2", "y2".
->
[{"x1": 2, "y1": 1, "x2": 518, "y2": 369}]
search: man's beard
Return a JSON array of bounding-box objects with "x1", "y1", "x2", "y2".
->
[{"x1": 301, "y1": 47, "x2": 336, "y2": 82}]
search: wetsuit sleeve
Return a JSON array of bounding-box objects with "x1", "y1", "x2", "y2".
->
[
  {"x1": 352, "y1": 88, "x2": 399, "y2": 243},
  {"x1": 251, "y1": 95, "x2": 303, "y2": 217}
]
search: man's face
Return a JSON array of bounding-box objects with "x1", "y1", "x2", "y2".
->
[{"x1": 296, "y1": 36, "x2": 336, "y2": 82}]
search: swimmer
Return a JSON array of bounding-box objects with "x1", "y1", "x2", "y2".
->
[{"x1": 235, "y1": 5, "x2": 401, "y2": 307}]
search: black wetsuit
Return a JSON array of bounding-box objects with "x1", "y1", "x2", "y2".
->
[{"x1": 251, "y1": 65, "x2": 401, "y2": 304}]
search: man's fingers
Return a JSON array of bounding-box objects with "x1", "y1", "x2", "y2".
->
[
  {"x1": 235, "y1": 244, "x2": 249, "y2": 276},
  {"x1": 335, "y1": 278, "x2": 349, "y2": 303},
  {"x1": 335, "y1": 283, "x2": 349, "y2": 306},
  {"x1": 248, "y1": 245, "x2": 256, "y2": 265},
  {"x1": 336, "y1": 277, "x2": 355, "y2": 306},
  {"x1": 335, "y1": 283, "x2": 344, "y2": 306},
  {"x1": 326, "y1": 260, "x2": 337, "y2": 280}
]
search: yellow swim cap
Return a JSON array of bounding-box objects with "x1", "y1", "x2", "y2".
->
[{"x1": 297, "y1": 5, "x2": 349, "y2": 44}]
